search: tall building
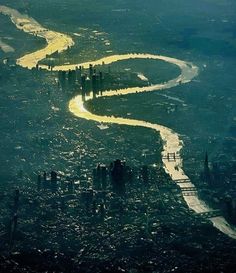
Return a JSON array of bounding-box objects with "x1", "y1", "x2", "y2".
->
[
  {"x1": 204, "y1": 152, "x2": 211, "y2": 185},
  {"x1": 89, "y1": 64, "x2": 93, "y2": 79},
  {"x1": 111, "y1": 159, "x2": 126, "y2": 194}
]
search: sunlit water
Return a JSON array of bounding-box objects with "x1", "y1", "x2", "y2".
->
[{"x1": 1, "y1": 4, "x2": 236, "y2": 239}]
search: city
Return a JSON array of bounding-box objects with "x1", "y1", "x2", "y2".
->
[{"x1": 0, "y1": 0, "x2": 236, "y2": 272}]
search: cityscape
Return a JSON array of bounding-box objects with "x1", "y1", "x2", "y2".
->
[{"x1": 0, "y1": 0, "x2": 236, "y2": 272}]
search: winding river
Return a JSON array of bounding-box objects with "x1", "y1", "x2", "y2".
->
[{"x1": 1, "y1": 5, "x2": 236, "y2": 239}]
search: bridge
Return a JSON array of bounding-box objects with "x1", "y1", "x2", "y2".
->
[
  {"x1": 180, "y1": 186, "x2": 197, "y2": 196},
  {"x1": 197, "y1": 210, "x2": 222, "y2": 219},
  {"x1": 182, "y1": 191, "x2": 198, "y2": 196},
  {"x1": 180, "y1": 187, "x2": 196, "y2": 191},
  {"x1": 162, "y1": 152, "x2": 181, "y2": 162},
  {"x1": 174, "y1": 178, "x2": 191, "y2": 183}
]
